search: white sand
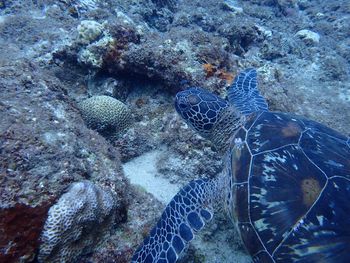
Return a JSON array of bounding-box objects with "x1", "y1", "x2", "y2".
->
[{"x1": 122, "y1": 149, "x2": 181, "y2": 204}]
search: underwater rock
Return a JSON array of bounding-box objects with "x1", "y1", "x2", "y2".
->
[
  {"x1": 295, "y1": 29, "x2": 320, "y2": 45},
  {"x1": 77, "y1": 20, "x2": 115, "y2": 68},
  {"x1": 222, "y1": 0, "x2": 244, "y2": 14},
  {"x1": 0, "y1": 201, "x2": 53, "y2": 262},
  {"x1": 0, "y1": 61, "x2": 130, "y2": 262},
  {"x1": 38, "y1": 180, "x2": 116, "y2": 263},
  {"x1": 152, "y1": 0, "x2": 177, "y2": 11},
  {"x1": 77, "y1": 20, "x2": 104, "y2": 44},
  {"x1": 74, "y1": 17, "x2": 141, "y2": 69}
]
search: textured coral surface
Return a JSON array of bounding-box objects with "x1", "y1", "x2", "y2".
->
[
  {"x1": 78, "y1": 95, "x2": 132, "y2": 134},
  {"x1": 38, "y1": 181, "x2": 117, "y2": 262}
]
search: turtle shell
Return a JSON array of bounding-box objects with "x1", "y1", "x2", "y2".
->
[{"x1": 228, "y1": 111, "x2": 350, "y2": 263}]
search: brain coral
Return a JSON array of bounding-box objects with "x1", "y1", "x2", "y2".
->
[
  {"x1": 38, "y1": 180, "x2": 116, "y2": 263},
  {"x1": 78, "y1": 95, "x2": 132, "y2": 134}
]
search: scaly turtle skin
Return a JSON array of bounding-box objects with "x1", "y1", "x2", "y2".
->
[{"x1": 132, "y1": 68, "x2": 350, "y2": 263}]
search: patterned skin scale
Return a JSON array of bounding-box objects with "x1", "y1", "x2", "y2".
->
[{"x1": 132, "y1": 69, "x2": 350, "y2": 263}]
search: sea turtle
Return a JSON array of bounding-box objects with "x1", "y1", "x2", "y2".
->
[{"x1": 132, "y1": 68, "x2": 350, "y2": 263}]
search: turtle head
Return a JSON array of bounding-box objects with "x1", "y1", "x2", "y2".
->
[{"x1": 175, "y1": 87, "x2": 232, "y2": 139}]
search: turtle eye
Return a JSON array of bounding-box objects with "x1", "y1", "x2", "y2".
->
[{"x1": 188, "y1": 94, "x2": 200, "y2": 105}]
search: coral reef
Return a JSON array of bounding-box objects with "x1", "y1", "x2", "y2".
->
[
  {"x1": 0, "y1": 60, "x2": 130, "y2": 262},
  {"x1": 78, "y1": 95, "x2": 132, "y2": 135},
  {"x1": 56, "y1": 15, "x2": 141, "y2": 70},
  {"x1": 77, "y1": 20, "x2": 115, "y2": 68},
  {"x1": 38, "y1": 180, "x2": 116, "y2": 263}
]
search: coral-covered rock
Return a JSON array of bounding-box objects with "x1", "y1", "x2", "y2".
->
[
  {"x1": 77, "y1": 20, "x2": 104, "y2": 44},
  {"x1": 74, "y1": 16, "x2": 141, "y2": 69},
  {"x1": 78, "y1": 36, "x2": 115, "y2": 68},
  {"x1": 295, "y1": 29, "x2": 320, "y2": 45},
  {"x1": 0, "y1": 60, "x2": 130, "y2": 262},
  {"x1": 38, "y1": 181, "x2": 116, "y2": 263}
]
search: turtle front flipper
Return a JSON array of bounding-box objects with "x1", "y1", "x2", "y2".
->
[
  {"x1": 132, "y1": 179, "x2": 215, "y2": 263},
  {"x1": 227, "y1": 68, "x2": 268, "y2": 115}
]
